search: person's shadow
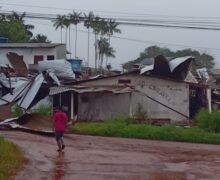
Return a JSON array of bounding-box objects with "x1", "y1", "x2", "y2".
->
[{"x1": 54, "y1": 152, "x2": 65, "y2": 180}]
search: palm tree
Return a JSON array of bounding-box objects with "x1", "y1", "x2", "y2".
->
[
  {"x1": 52, "y1": 15, "x2": 65, "y2": 43},
  {"x1": 84, "y1": 11, "x2": 94, "y2": 67},
  {"x1": 105, "y1": 19, "x2": 121, "y2": 65},
  {"x1": 91, "y1": 17, "x2": 107, "y2": 69},
  {"x1": 11, "y1": 11, "x2": 26, "y2": 23},
  {"x1": 63, "y1": 16, "x2": 70, "y2": 48},
  {"x1": 106, "y1": 19, "x2": 121, "y2": 44},
  {"x1": 105, "y1": 46, "x2": 115, "y2": 68},
  {"x1": 97, "y1": 37, "x2": 115, "y2": 69},
  {"x1": 69, "y1": 11, "x2": 82, "y2": 58},
  {"x1": 99, "y1": 19, "x2": 108, "y2": 37}
]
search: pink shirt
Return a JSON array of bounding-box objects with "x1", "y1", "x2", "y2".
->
[{"x1": 53, "y1": 111, "x2": 68, "y2": 131}]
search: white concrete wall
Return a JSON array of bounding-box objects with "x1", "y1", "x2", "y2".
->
[
  {"x1": 78, "y1": 92, "x2": 130, "y2": 121},
  {"x1": 81, "y1": 74, "x2": 189, "y2": 122},
  {"x1": 131, "y1": 81, "x2": 189, "y2": 122},
  {"x1": 56, "y1": 45, "x2": 66, "y2": 59},
  {"x1": 0, "y1": 45, "x2": 66, "y2": 67}
]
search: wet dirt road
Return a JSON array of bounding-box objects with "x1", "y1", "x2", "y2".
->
[{"x1": 2, "y1": 131, "x2": 220, "y2": 180}]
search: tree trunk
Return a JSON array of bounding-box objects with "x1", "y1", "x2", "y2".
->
[
  {"x1": 95, "y1": 32, "x2": 97, "y2": 69},
  {"x1": 87, "y1": 28, "x2": 90, "y2": 67},
  {"x1": 106, "y1": 34, "x2": 111, "y2": 68},
  {"x1": 75, "y1": 25, "x2": 77, "y2": 58},
  {"x1": 60, "y1": 28, "x2": 63, "y2": 43},
  {"x1": 69, "y1": 26, "x2": 71, "y2": 58},
  {"x1": 65, "y1": 28, "x2": 68, "y2": 46}
]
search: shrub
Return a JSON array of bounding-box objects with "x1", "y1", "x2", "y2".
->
[
  {"x1": 12, "y1": 104, "x2": 24, "y2": 117},
  {"x1": 196, "y1": 109, "x2": 220, "y2": 133},
  {"x1": 133, "y1": 103, "x2": 149, "y2": 124}
]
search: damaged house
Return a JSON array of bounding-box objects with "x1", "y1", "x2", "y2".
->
[
  {"x1": 0, "y1": 52, "x2": 212, "y2": 126},
  {"x1": 50, "y1": 55, "x2": 211, "y2": 123},
  {"x1": 0, "y1": 43, "x2": 66, "y2": 67}
]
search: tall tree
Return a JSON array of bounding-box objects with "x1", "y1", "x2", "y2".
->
[
  {"x1": 52, "y1": 15, "x2": 65, "y2": 43},
  {"x1": 84, "y1": 11, "x2": 94, "y2": 66},
  {"x1": 69, "y1": 11, "x2": 82, "y2": 58},
  {"x1": 63, "y1": 16, "x2": 70, "y2": 46},
  {"x1": 105, "y1": 19, "x2": 121, "y2": 65},
  {"x1": 0, "y1": 15, "x2": 28, "y2": 42},
  {"x1": 91, "y1": 16, "x2": 101, "y2": 69},
  {"x1": 97, "y1": 37, "x2": 115, "y2": 69},
  {"x1": 123, "y1": 45, "x2": 215, "y2": 71},
  {"x1": 106, "y1": 19, "x2": 121, "y2": 44}
]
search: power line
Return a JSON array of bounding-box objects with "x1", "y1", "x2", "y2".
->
[
  {"x1": 2, "y1": 10, "x2": 220, "y2": 31},
  {"x1": 26, "y1": 19, "x2": 220, "y2": 53},
  {"x1": 2, "y1": 2, "x2": 220, "y2": 20}
]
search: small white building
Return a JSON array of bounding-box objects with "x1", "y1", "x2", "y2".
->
[{"x1": 0, "y1": 43, "x2": 66, "y2": 67}]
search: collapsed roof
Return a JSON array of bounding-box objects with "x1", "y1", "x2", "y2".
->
[
  {"x1": 0, "y1": 52, "x2": 76, "y2": 110},
  {"x1": 140, "y1": 55, "x2": 194, "y2": 81}
]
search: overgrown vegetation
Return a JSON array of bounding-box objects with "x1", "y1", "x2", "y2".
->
[
  {"x1": 12, "y1": 104, "x2": 24, "y2": 117},
  {"x1": 133, "y1": 103, "x2": 149, "y2": 124},
  {"x1": 32, "y1": 105, "x2": 52, "y2": 116},
  {"x1": 0, "y1": 136, "x2": 24, "y2": 180},
  {"x1": 196, "y1": 109, "x2": 220, "y2": 133},
  {"x1": 71, "y1": 116, "x2": 220, "y2": 144}
]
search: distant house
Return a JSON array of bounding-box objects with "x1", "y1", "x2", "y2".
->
[{"x1": 0, "y1": 43, "x2": 66, "y2": 67}]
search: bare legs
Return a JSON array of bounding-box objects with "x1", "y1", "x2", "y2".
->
[{"x1": 56, "y1": 138, "x2": 65, "y2": 151}]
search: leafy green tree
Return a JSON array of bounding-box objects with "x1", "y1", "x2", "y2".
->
[
  {"x1": 0, "y1": 17, "x2": 28, "y2": 42},
  {"x1": 123, "y1": 45, "x2": 215, "y2": 71},
  {"x1": 10, "y1": 11, "x2": 34, "y2": 40}
]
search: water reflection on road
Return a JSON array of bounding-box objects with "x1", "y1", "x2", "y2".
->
[{"x1": 54, "y1": 152, "x2": 65, "y2": 180}]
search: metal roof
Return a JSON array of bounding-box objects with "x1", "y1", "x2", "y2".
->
[
  {"x1": 0, "y1": 43, "x2": 65, "y2": 48},
  {"x1": 49, "y1": 85, "x2": 134, "y2": 95}
]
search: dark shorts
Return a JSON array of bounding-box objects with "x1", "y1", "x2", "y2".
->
[{"x1": 55, "y1": 131, "x2": 64, "y2": 140}]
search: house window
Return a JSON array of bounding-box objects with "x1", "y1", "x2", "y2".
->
[
  {"x1": 118, "y1": 79, "x2": 131, "y2": 84},
  {"x1": 34, "y1": 55, "x2": 43, "y2": 64},
  {"x1": 47, "y1": 55, "x2": 55, "y2": 60}
]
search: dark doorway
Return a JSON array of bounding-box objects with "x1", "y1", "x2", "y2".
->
[{"x1": 189, "y1": 85, "x2": 207, "y2": 118}]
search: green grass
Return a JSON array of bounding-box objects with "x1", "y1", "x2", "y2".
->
[
  {"x1": 71, "y1": 121, "x2": 220, "y2": 145},
  {"x1": 0, "y1": 136, "x2": 25, "y2": 180}
]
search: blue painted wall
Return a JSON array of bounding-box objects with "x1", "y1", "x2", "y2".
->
[{"x1": 67, "y1": 59, "x2": 82, "y2": 72}]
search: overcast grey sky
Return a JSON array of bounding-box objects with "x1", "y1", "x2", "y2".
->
[{"x1": 1, "y1": 0, "x2": 220, "y2": 69}]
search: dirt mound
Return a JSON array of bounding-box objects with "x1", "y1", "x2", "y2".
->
[
  {"x1": 18, "y1": 113, "x2": 53, "y2": 131},
  {"x1": 0, "y1": 104, "x2": 13, "y2": 121}
]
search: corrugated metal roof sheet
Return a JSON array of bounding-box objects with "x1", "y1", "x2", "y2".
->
[{"x1": 49, "y1": 86, "x2": 134, "y2": 95}]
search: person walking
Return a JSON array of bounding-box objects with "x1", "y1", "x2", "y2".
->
[{"x1": 53, "y1": 107, "x2": 68, "y2": 152}]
